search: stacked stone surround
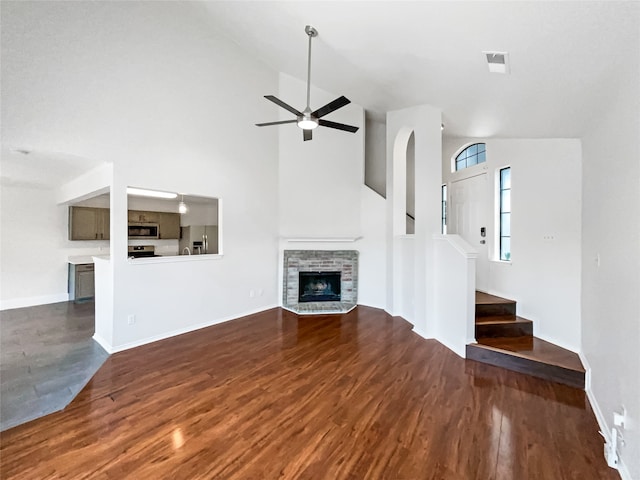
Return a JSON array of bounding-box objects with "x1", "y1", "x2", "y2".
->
[{"x1": 283, "y1": 250, "x2": 358, "y2": 314}]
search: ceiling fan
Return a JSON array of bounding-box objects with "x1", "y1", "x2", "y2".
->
[{"x1": 256, "y1": 25, "x2": 359, "y2": 141}]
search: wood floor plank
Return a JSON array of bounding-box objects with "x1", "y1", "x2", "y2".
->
[{"x1": 0, "y1": 306, "x2": 617, "y2": 479}]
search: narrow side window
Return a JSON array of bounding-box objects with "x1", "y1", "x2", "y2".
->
[
  {"x1": 441, "y1": 184, "x2": 447, "y2": 234},
  {"x1": 499, "y1": 167, "x2": 511, "y2": 261}
]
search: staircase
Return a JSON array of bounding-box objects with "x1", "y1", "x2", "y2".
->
[{"x1": 466, "y1": 292, "x2": 585, "y2": 389}]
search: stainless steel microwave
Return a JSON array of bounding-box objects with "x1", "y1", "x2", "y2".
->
[{"x1": 128, "y1": 223, "x2": 159, "y2": 239}]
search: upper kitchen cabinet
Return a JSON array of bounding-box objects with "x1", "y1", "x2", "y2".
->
[
  {"x1": 69, "y1": 206, "x2": 110, "y2": 240},
  {"x1": 158, "y1": 212, "x2": 180, "y2": 239},
  {"x1": 128, "y1": 210, "x2": 159, "y2": 223}
]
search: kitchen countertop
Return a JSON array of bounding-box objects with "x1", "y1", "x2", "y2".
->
[{"x1": 68, "y1": 255, "x2": 110, "y2": 265}]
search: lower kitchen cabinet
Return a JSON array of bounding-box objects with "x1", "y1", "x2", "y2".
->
[{"x1": 68, "y1": 263, "x2": 95, "y2": 302}]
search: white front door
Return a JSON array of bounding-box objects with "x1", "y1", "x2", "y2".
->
[{"x1": 449, "y1": 173, "x2": 490, "y2": 291}]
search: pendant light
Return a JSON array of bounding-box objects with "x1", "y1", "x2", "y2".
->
[{"x1": 178, "y1": 194, "x2": 188, "y2": 214}]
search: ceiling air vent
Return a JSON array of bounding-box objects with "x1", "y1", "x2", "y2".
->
[{"x1": 484, "y1": 51, "x2": 510, "y2": 74}]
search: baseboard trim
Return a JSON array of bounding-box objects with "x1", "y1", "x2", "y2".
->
[
  {"x1": 579, "y1": 351, "x2": 630, "y2": 480},
  {"x1": 0, "y1": 293, "x2": 69, "y2": 311},
  {"x1": 108, "y1": 304, "x2": 279, "y2": 354},
  {"x1": 92, "y1": 333, "x2": 114, "y2": 354}
]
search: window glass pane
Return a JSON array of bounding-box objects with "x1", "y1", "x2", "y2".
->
[
  {"x1": 500, "y1": 237, "x2": 511, "y2": 261},
  {"x1": 455, "y1": 144, "x2": 486, "y2": 171},
  {"x1": 500, "y1": 213, "x2": 510, "y2": 236},
  {"x1": 501, "y1": 190, "x2": 511, "y2": 212},
  {"x1": 500, "y1": 167, "x2": 511, "y2": 189}
]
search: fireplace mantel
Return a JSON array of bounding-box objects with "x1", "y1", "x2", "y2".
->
[
  {"x1": 283, "y1": 250, "x2": 358, "y2": 314},
  {"x1": 283, "y1": 237, "x2": 362, "y2": 243}
]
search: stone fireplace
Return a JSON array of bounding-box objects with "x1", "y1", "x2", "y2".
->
[{"x1": 283, "y1": 250, "x2": 358, "y2": 314}]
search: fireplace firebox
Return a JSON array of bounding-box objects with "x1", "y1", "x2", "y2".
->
[{"x1": 298, "y1": 271, "x2": 341, "y2": 303}]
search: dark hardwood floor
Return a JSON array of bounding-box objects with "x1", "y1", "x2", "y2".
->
[{"x1": 0, "y1": 307, "x2": 617, "y2": 479}]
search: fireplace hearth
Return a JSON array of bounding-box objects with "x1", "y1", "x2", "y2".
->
[{"x1": 283, "y1": 250, "x2": 358, "y2": 314}]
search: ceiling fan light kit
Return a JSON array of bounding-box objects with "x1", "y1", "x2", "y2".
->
[{"x1": 256, "y1": 25, "x2": 359, "y2": 141}]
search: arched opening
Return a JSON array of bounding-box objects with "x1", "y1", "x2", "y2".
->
[
  {"x1": 392, "y1": 127, "x2": 415, "y2": 236},
  {"x1": 406, "y1": 131, "x2": 415, "y2": 234}
]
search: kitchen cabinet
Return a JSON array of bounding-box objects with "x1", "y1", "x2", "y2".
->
[
  {"x1": 68, "y1": 263, "x2": 95, "y2": 302},
  {"x1": 69, "y1": 207, "x2": 110, "y2": 240},
  {"x1": 179, "y1": 225, "x2": 218, "y2": 254},
  {"x1": 128, "y1": 210, "x2": 159, "y2": 223},
  {"x1": 158, "y1": 212, "x2": 180, "y2": 239}
]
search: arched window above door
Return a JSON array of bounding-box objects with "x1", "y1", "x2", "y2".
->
[{"x1": 454, "y1": 143, "x2": 486, "y2": 171}]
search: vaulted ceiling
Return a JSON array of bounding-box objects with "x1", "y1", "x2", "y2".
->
[{"x1": 201, "y1": 1, "x2": 638, "y2": 139}]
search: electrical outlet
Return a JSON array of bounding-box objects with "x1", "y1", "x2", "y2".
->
[
  {"x1": 614, "y1": 407, "x2": 627, "y2": 429},
  {"x1": 127, "y1": 314, "x2": 136, "y2": 325}
]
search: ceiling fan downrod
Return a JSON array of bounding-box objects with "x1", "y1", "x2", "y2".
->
[
  {"x1": 304, "y1": 25, "x2": 317, "y2": 112},
  {"x1": 298, "y1": 25, "x2": 319, "y2": 129}
]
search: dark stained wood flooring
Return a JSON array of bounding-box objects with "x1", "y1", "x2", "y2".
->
[{"x1": 0, "y1": 307, "x2": 617, "y2": 479}]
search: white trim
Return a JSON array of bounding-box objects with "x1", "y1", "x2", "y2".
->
[
  {"x1": 433, "y1": 234, "x2": 478, "y2": 259},
  {"x1": 412, "y1": 326, "x2": 432, "y2": 340},
  {"x1": 434, "y1": 337, "x2": 466, "y2": 359},
  {"x1": 108, "y1": 304, "x2": 278, "y2": 353},
  {"x1": 579, "y1": 351, "x2": 631, "y2": 479},
  {"x1": 284, "y1": 237, "x2": 362, "y2": 243},
  {"x1": 0, "y1": 293, "x2": 69, "y2": 311},
  {"x1": 535, "y1": 332, "x2": 580, "y2": 356},
  {"x1": 92, "y1": 332, "x2": 114, "y2": 354}
]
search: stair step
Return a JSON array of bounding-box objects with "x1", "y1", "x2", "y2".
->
[
  {"x1": 475, "y1": 316, "x2": 533, "y2": 338},
  {"x1": 466, "y1": 336, "x2": 585, "y2": 389},
  {"x1": 475, "y1": 291, "x2": 516, "y2": 317}
]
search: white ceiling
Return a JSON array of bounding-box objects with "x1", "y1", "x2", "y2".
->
[
  {"x1": 0, "y1": 147, "x2": 106, "y2": 189},
  {"x1": 201, "y1": 1, "x2": 638, "y2": 138}
]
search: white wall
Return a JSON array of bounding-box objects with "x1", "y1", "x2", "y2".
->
[
  {"x1": 0, "y1": 183, "x2": 103, "y2": 308},
  {"x1": 433, "y1": 234, "x2": 477, "y2": 358},
  {"x1": 442, "y1": 138, "x2": 582, "y2": 352},
  {"x1": 278, "y1": 73, "x2": 364, "y2": 239},
  {"x1": 275, "y1": 74, "x2": 389, "y2": 310},
  {"x1": 0, "y1": 161, "x2": 113, "y2": 309},
  {"x1": 364, "y1": 113, "x2": 387, "y2": 197},
  {"x1": 1, "y1": 2, "x2": 280, "y2": 350},
  {"x1": 580, "y1": 19, "x2": 640, "y2": 477},
  {"x1": 357, "y1": 186, "x2": 387, "y2": 309},
  {"x1": 386, "y1": 104, "x2": 442, "y2": 336}
]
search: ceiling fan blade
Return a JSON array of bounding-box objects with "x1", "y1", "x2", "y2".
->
[
  {"x1": 303, "y1": 129, "x2": 313, "y2": 141},
  {"x1": 264, "y1": 95, "x2": 303, "y2": 116},
  {"x1": 318, "y1": 119, "x2": 359, "y2": 133},
  {"x1": 255, "y1": 120, "x2": 297, "y2": 127},
  {"x1": 312, "y1": 96, "x2": 351, "y2": 118}
]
